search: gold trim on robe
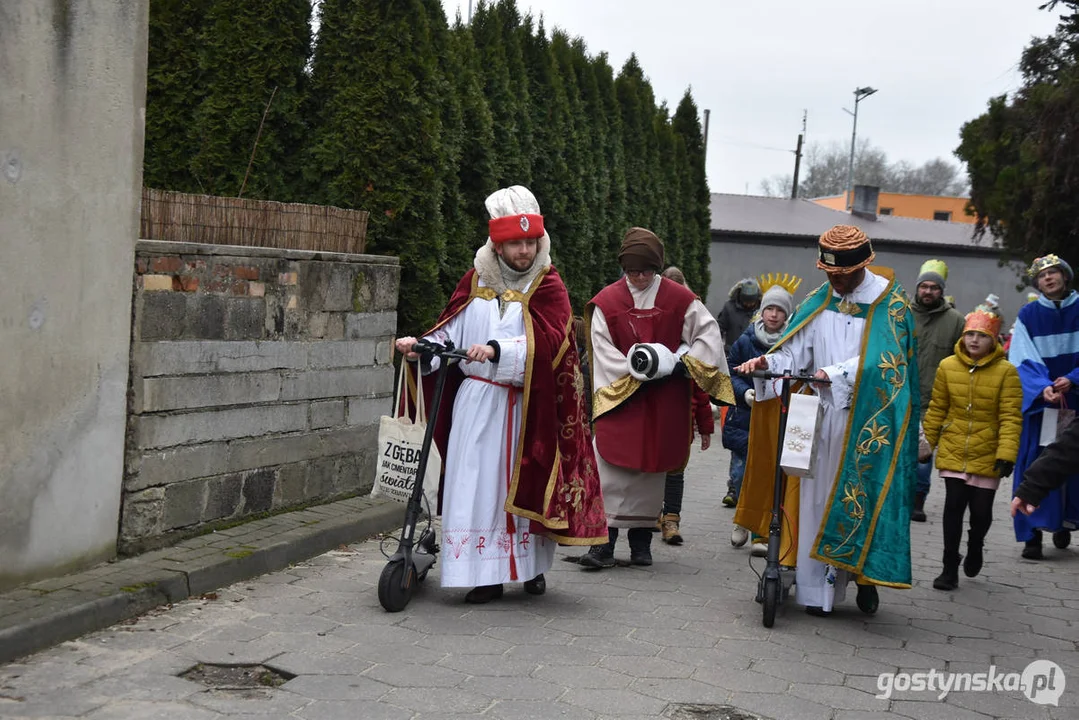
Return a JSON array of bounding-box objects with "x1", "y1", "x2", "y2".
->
[
  {"x1": 682, "y1": 354, "x2": 736, "y2": 405},
  {"x1": 592, "y1": 374, "x2": 643, "y2": 420}
]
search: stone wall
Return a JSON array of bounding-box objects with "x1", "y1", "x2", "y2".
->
[{"x1": 121, "y1": 240, "x2": 399, "y2": 554}]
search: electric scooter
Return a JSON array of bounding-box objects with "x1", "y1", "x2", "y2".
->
[
  {"x1": 740, "y1": 369, "x2": 830, "y2": 628},
  {"x1": 378, "y1": 339, "x2": 470, "y2": 613}
]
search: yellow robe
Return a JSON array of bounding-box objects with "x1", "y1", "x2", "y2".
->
[{"x1": 732, "y1": 395, "x2": 801, "y2": 566}]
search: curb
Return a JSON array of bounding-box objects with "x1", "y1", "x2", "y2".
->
[{"x1": 0, "y1": 498, "x2": 402, "y2": 665}]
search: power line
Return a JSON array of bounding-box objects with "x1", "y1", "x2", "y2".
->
[{"x1": 712, "y1": 137, "x2": 795, "y2": 154}]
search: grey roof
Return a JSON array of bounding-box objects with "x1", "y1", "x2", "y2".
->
[{"x1": 709, "y1": 193, "x2": 997, "y2": 250}]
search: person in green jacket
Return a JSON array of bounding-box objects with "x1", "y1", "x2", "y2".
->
[{"x1": 911, "y1": 259, "x2": 967, "y2": 521}]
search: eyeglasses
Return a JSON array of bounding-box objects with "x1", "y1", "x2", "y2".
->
[
  {"x1": 918, "y1": 283, "x2": 942, "y2": 292},
  {"x1": 625, "y1": 270, "x2": 655, "y2": 279}
]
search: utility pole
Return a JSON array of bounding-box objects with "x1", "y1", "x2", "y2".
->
[
  {"x1": 702, "y1": 108, "x2": 711, "y2": 160},
  {"x1": 843, "y1": 87, "x2": 878, "y2": 210},
  {"x1": 790, "y1": 111, "x2": 807, "y2": 199},
  {"x1": 791, "y1": 133, "x2": 803, "y2": 199}
]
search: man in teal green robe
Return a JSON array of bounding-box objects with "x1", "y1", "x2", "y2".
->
[{"x1": 735, "y1": 225, "x2": 918, "y2": 616}]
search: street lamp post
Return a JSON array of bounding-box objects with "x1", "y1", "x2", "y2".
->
[{"x1": 843, "y1": 86, "x2": 878, "y2": 211}]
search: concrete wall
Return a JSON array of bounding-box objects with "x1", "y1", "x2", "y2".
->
[
  {"x1": 122, "y1": 241, "x2": 399, "y2": 554},
  {"x1": 0, "y1": 2, "x2": 149, "y2": 589},
  {"x1": 705, "y1": 234, "x2": 1029, "y2": 331}
]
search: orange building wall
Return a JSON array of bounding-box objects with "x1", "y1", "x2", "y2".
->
[{"x1": 812, "y1": 192, "x2": 975, "y2": 224}]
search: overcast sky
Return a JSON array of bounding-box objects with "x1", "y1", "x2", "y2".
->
[{"x1": 440, "y1": 0, "x2": 1061, "y2": 196}]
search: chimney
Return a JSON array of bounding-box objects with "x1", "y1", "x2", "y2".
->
[{"x1": 852, "y1": 185, "x2": 880, "y2": 221}]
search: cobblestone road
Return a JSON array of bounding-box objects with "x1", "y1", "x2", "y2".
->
[{"x1": 1, "y1": 443, "x2": 1076, "y2": 720}]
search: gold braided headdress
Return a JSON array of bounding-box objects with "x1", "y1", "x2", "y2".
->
[{"x1": 816, "y1": 224, "x2": 874, "y2": 274}]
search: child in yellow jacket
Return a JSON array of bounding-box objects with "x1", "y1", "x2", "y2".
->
[{"x1": 921, "y1": 309, "x2": 1023, "y2": 591}]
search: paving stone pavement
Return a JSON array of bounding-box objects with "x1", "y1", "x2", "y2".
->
[{"x1": 1, "y1": 442, "x2": 1077, "y2": 720}]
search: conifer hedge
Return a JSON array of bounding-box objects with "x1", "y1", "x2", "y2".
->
[{"x1": 144, "y1": 0, "x2": 713, "y2": 332}]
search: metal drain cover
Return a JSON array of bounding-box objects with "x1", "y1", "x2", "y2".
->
[
  {"x1": 665, "y1": 704, "x2": 770, "y2": 720},
  {"x1": 180, "y1": 663, "x2": 294, "y2": 691}
]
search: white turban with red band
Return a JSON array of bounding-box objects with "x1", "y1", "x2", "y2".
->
[{"x1": 485, "y1": 186, "x2": 546, "y2": 244}]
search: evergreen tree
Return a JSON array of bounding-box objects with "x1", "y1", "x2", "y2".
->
[
  {"x1": 420, "y1": 0, "x2": 471, "y2": 298},
  {"x1": 591, "y1": 53, "x2": 629, "y2": 289},
  {"x1": 565, "y1": 40, "x2": 609, "y2": 298},
  {"x1": 551, "y1": 31, "x2": 595, "y2": 309},
  {"x1": 189, "y1": 0, "x2": 312, "y2": 199},
  {"x1": 615, "y1": 55, "x2": 661, "y2": 231},
  {"x1": 519, "y1": 18, "x2": 581, "y2": 306},
  {"x1": 519, "y1": 18, "x2": 566, "y2": 221},
  {"x1": 306, "y1": 0, "x2": 445, "y2": 332},
  {"x1": 471, "y1": 1, "x2": 531, "y2": 186},
  {"x1": 956, "y1": 1, "x2": 1079, "y2": 265},
  {"x1": 653, "y1": 105, "x2": 677, "y2": 256},
  {"x1": 445, "y1": 16, "x2": 497, "y2": 287},
  {"x1": 495, "y1": 0, "x2": 536, "y2": 186},
  {"x1": 671, "y1": 132, "x2": 697, "y2": 285},
  {"x1": 144, "y1": 0, "x2": 211, "y2": 192},
  {"x1": 673, "y1": 90, "x2": 712, "y2": 294}
]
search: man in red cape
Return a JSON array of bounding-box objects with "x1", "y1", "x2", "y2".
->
[{"x1": 396, "y1": 186, "x2": 606, "y2": 604}]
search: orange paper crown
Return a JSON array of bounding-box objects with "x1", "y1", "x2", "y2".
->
[{"x1": 964, "y1": 309, "x2": 1002, "y2": 338}]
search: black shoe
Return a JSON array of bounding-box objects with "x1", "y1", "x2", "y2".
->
[
  {"x1": 579, "y1": 544, "x2": 616, "y2": 570},
  {"x1": 932, "y1": 569, "x2": 959, "y2": 591},
  {"x1": 964, "y1": 545, "x2": 983, "y2": 578},
  {"x1": 464, "y1": 584, "x2": 504, "y2": 604},
  {"x1": 805, "y1": 605, "x2": 831, "y2": 617},
  {"x1": 911, "y1": 492, "x2": 927, "y2": 523},
  {"x1": 627, "y1": 528, "x2": 653, "y2": 566},
  {"x1": 523, "y1": 573, "x2": 546, "y2": 595},
  {"x1": 1053, "y1": 530, "x2": 1071, "y2": 549},
  {"x1": 1022, "y1": 536, "x2": 1044, "y2": 560},
  {"x1": 856, "y1": 584, "x2": 879, "y2": 614},
  {"x1": 722, "y1": 490, "x2": 737, "y2": 508}
]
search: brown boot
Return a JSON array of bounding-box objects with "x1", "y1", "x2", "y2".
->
[{"x1": 661, "y1": 513, "x2": 683, "y2": 545}]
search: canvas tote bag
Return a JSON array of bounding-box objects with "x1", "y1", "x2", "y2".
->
[
  {"x1": 372, "y1": 363, "x2": 441, "y2": 512},
  {"x1": 779, "y1": 392, "x2": 823, "y2": 476}
]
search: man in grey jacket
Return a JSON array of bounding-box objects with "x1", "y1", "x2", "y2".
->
[
  {"x1": 716, "y1": 278, "x2": 761, "y2": 354},
  {"x1": 911, "y1": 259, "x2": 966, "y2": 521}
]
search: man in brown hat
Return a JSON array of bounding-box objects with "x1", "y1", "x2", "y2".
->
[
  {"x1": 581, "y1": 228, "x2": 734, "y2": 569},
  {"x1": 735, "y1": 225, "x2": 918, "y2": 617}
]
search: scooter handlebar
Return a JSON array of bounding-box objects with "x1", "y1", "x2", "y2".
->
[
  {"x1": 735, "y1": 370, "x2": 832, "y2": 385},
  {"x1": 410, "y1": 339, "x2": 471, "y2": 362}
]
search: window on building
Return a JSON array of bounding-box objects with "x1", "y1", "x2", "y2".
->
[
  {"x1": 879, "y1": 207, "x2": 893, "y2": 215},
  {"x1": 933, "y1": 210, "x2": 952, "y2": 222}
]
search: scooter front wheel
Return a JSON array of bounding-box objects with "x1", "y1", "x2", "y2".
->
[
  {"x1": 761, "y1": 575, "x2": 780, "y2": 628},
  {"x1": 378, "y1": 559, "x2": 416, "y2": 612}
]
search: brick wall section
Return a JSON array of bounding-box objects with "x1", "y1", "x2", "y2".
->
[{"x1": 122, "y1": 240, "x2": 400, "y2": 554}]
